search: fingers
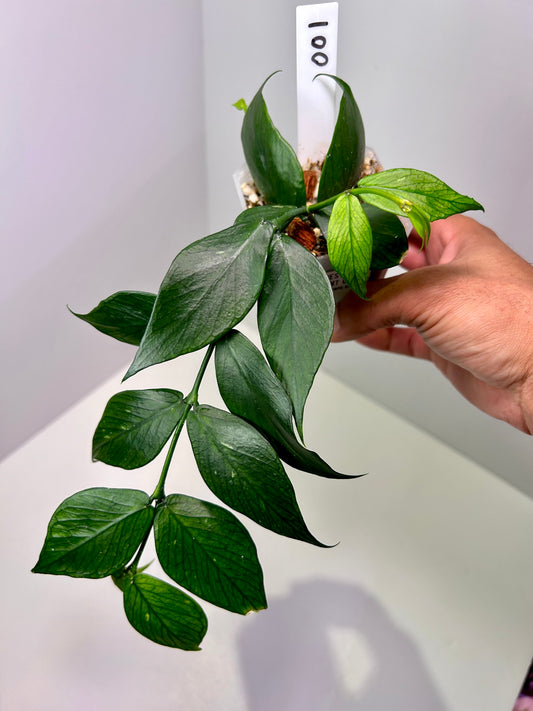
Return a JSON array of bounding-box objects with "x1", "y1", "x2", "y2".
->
[
  {"x1": 332, "y1": 215, "x2": 490, "y2": 342},
  {"x1": 332, "y1": 268, "x2": 441, "y2": 343},
  {"x1": 400, "y1": 241, "x2": 428, "y2": 270},
  {"x1": 355, "y1": 327, "x2": 433, "y2": 361},
  {"x1": 401, "y1": 216, "x2": 467, "y2": 270}
]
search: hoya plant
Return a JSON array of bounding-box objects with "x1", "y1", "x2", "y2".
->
[{"x1": 33, "y1": 73, "x2": 482, "y2": 650}]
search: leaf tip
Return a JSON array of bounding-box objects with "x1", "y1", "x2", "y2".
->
[
  {"x1": 31, "y1": 559, "x2": 50, "y2": 575},
  {"x1": 312, "y1": 535, "x2": 337, "y2": 549},
  {"x1": 295, "y1": 419, "x2": 305, "y2": 444},
  {"x1": 67, "y1": 304, "x2": 84, "y2": 320},
  {"x1": 122, "y1": 361, "x2": 140, "y2": 382},
  {"x1": 245, "y1": 602, "x2": 268, "y2": 616},
  {"x1": 312, "y1": 72, "x2": 334, "y2": 82}
]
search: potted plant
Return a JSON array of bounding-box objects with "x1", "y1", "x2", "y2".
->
[{"x1": 32, "y1": 72, "x2": 482, "y2": 650}]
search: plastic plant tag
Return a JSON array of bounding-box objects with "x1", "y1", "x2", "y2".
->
[
  {"x1": 233, "y1": 165, "x2": 251, "y2": 211},
  {"x1": 316, "y1": 254, "x2": 348, "y2": 302},
  {"x1": 296, "y1": 2, "x2": 339, "y2": 166}
]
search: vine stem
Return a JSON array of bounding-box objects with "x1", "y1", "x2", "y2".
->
[
  {"x1": 273, "y1": 186, "x2": 412, "y2": 231},
  {"x1": 149, "y1": 341, "x2": 216, "y2": 503},
  {"x1": 309, "y1": 186, "x2": 412, "y2": 214},
  {"x1": 128, "y1": 524, "x2": 152, "y2": 573}
]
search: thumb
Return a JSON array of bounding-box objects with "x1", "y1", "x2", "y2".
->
[{"x1": 332, "y1": 268, "x2": 443, "y2": 342}]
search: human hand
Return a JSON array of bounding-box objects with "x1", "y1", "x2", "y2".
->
[
  {"x1": 514, "y1": 696, "x2": 533, "y2": 711},
  {"x1": 332, "y1": 215, "x2": 533, "y2": 434}
]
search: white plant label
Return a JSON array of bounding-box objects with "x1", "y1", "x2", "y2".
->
[{"x1": 296, "y1": 2, "x2": 339, "y2": 166}]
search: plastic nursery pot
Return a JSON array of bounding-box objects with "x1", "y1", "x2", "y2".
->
[{"x1": 234, "y1": 147, "x2": 383, "y2": 304}]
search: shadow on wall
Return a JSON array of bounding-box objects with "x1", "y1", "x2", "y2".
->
[{"x1": 238, "y1": 579, "x2": 447, "y2": 711}]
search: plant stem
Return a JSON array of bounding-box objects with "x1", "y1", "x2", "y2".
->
[
  {"x1": 307, "y1": 194, "x2": 340, "y2": 213},
  {"x1": 187, "y1": 341, "x2": 216, "y2": 406},
  {"x1": 149, "y1": 409, "x2": 188, "y2": 503},
  {"x1": 128, "y1": 524, "x2": 152, "y2": 574},
  {"x1": 274, "y1": 186, "x2": 413, "y2": 231},
  {"x1": 308, "y1": 187, "x2": 412, "y2": 215},
  {"x1": 350, "y1": 186, "x2": 412, "y2": 212},
  {"x1": 149, "y1": 342, "x2": 216, "y2": 503},
  {"x1": 273, "y1": 206, "x2": 307, "y2": 229}
]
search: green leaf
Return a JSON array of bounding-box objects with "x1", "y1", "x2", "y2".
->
[
  {"x1": 154, "y1": 494, "x2": 266, "y2": 615},
  {"x1": 242, "y1": 72, "x2": 306, "y2": 206},
  {"x1": 327, "y1": 193, "x2": 373, "y2": 298},
  {"x1": 314, "y1": 204, "x2": 408, "y2": 270},
  {"x1": 70, "y1": 291, "x2": 156, "y2": 346},
  {"x1": 232, "y1": 98, "x2": 247, "y2": 113},
  {"x1": 316, "y1": 74, "x2": 366, "y2": 202},
  {"x1": 125, "y1": 221, "x2": 274, "y2": 379},
  {"x1": 215, "y1": 330, "x2": 354, "y2": 479},
  {"x1": 187, "y1": 405, "x2": 326, "y2": 546},
  {"x1": 358, "y1": 168, "x2": 484, "y2": 221},
  {"x1": 407, "y1": 205, "x2": 432, "y2": 246},
  {"x1": 312, "y1": 207, "x2": 332, "y2": 238},
  {"x1": 123, "y1": 573, "x2": 207, "y2": 650},
  {"x1": 92, "y1": 389, "x2": 187, "y2": 469},
  {"x1": 32, "y1": 488, "x2": 154, "y2": 578},
  {"x1": 364, "y1": 205, "x2": 408, "y2": 269},
  {"x1": 234, "y1": 205, "x2": 296, "y2": 228},
  {"x1": 257, "y1": 232, "x2": 335, "y2": 438}
]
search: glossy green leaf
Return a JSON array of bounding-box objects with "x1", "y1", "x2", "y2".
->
[
  {"x1": 313, "y1": 204, "x2": 408, "y2": 270},
  {"x1": 123, "y1": 573, "x2": 207, "y2": 650},
  {"x1": 358, "y1": 168, "x2": 484, "y2": 221},
  {"x1": 234, "y1": 205, "x2": 296, "y2": 228},
  {"x1": 155, "y1": 494, "x2": 266, "y2": 615},
  {"x1": 32, "y1": 488, "x2": 154, "y2": 578},
  {"x1": 312, "y1": 207, "x2": 332, "y2": 238},
  {"x1": 125, "y1": 221, "x2": 274, "y2": 379},
  {"x1": 257, "y1": 232, "x2": 335, "y2": 438},
  {"x1": 364, "y1": 205, "x2": 408, "y2": 269},
  {"x1": 215, "y1": 330, "x2": 354, "y2": 479},
  {"x1": 242, "y1": 72, "x2": 306, "y2": 206},
  {"x1": 316, "y1": 74, "x2": 365, "y2": 202},
  {"x1": 187, "y1": 405, "x2": 326, "y2": 546},
  {"x1": 92, "y1": 389, "x2": 187, "y2": 469},
  {"x1": 70, "y1": 291, "x2": 156, "y2": 346},
  {"x1": 328, "y1": 193, "x2": 373, "y2": 298}
]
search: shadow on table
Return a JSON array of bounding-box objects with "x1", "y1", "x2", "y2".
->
[{"x1": 238, "y1": 579, "x2": 448, "y2": 711}]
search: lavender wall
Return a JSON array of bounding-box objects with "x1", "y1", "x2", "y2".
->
[{"x1": 1, "y1": 1, "x2": 207, "y2": 459}]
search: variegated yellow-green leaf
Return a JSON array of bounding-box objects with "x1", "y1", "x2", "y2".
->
[
  {"x1": 327, "y1": 193, "x2": 373, "y2": 299},
  {"x1": 358, "y1": 168, "x2": 483, "y2": 221}
]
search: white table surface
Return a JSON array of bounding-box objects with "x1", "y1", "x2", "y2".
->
[{"x1": 2, "y1": 325, "x2": 533, "y2": 711}]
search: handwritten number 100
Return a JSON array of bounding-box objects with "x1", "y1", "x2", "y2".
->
[{"x1": 309, "y1": 20, "x2": 329, "y2": 67}]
